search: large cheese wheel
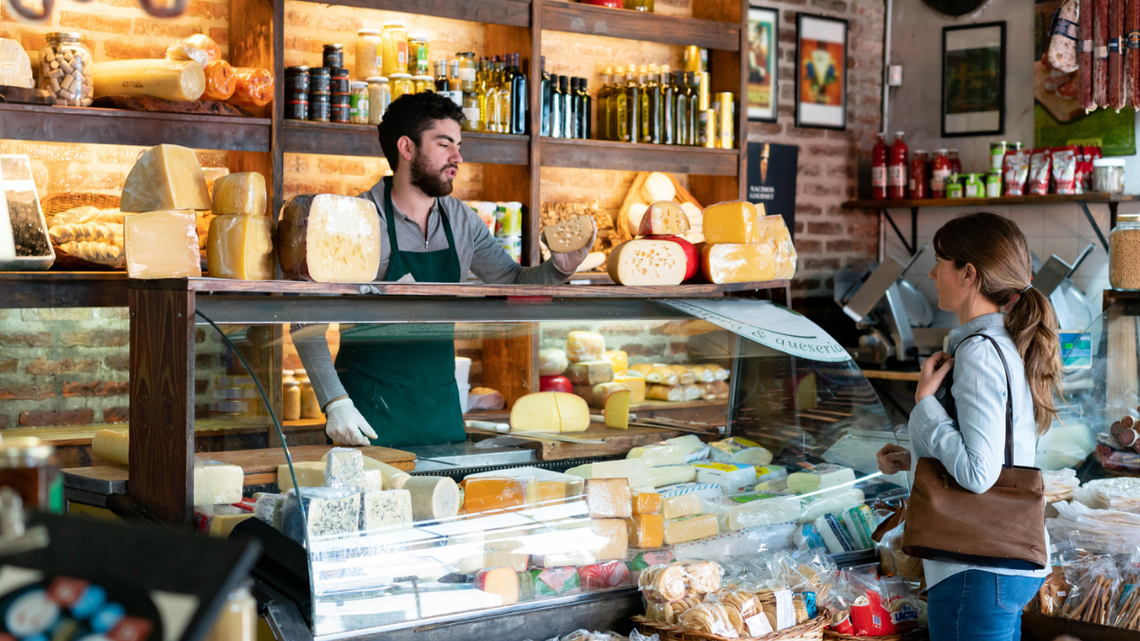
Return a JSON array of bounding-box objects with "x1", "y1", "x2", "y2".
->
[
  {"x1": 702, "y1": 201, "x2": 759, "y2": 244},
  {"x1": 607, "y1": 239, "x2": 686, "y2": 286},
  {"x1": 277, "y1": 194, "x2": 381, "y2": 283},
  {"x1": 92, "y1": 430, "x2": 129, "y2": 466},
  {"x1": 121, "y1": 144, "x2": 211, "y2": 213},
  {"x1": 510, "y1": 392, "x2": 590, "y2": 433},
  {"x1": 93, "y1": 59, "x2": 206, "y2": 101},
  {"x1": 404, "y1": 476, "x2": 460, "y2": 521}
]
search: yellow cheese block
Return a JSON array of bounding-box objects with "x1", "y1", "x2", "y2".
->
[
  {"x1": 537, "y1": 480, "x2": 583, "y2": 502},
  {"x1": 661, "y1": 493, "x2": 702, "y2": 519},
  {"x1": 276, "y1": 461, "x2": 325, "y2": 492},
  {"x1": 463, "y1": 477, "x2": 526, "y2": 514},
  {"x1": 566, "y1": 331, "x2": 605, "y2": 363},
  {"x1": 209, "y1": 513, "x2": 254, "y2": 537},
  {"x1": 510, "y1": 392, "x2": 590, "y2": 433},
  {"x1": 702, "y1": 200, "x2": 760, "y2": 244},
  {"x1": 604, "y1": 389, "x2": 631, "y2": 429},
  {"x1": 120, "y1": 144, "x2": 211, "y2": 213},
  {"x1": 92, "y1": 430, "x2": 129, "y2": 466},
  {"x1": 573, "y1": 382, "x2": 634, "y2": 408},
  {"x1": 585, "y1": 478, "x2": 632, "y2": 518},
  {"x1": 206, "y1": 214, "x2": 274, "y2": 280},
  {"x1": 614, "y1": 374, "x2": 647, "y2": 404},
  {"x1": 212, "y1": 172, "x2": 267, "y2": 216},
  {"x1": 125, "y1": 210, "x2": 202, "y2": 279},
  {"x1": 94, "y1": 59, "x2": 206, "y2": 102},
  {"x1": 700, "y1": 243, "x2": 776, "y2": 284},
  {"x1": 566, "y1": 360, "x2": 615, "y2": 385},
  {"x1": 590, "y1": 518, "x2": 629, "y2": 560},
  {"x1": 632, "y1": 491, "x2": 662, "y2": 515},
  {"x1": 607, "y1": 239, "x2": 687, "y2": 286},
  {"x1": 664, "y1": 514, "x2": 719, "y2": 544},
  {"x1": 601, "y1": 350, "x2": 629, "y2": 374},
  {"x1": 757, "y1": 215, "x2": 797, "y2": 280},
  {"x1": 277, "y1": 194, "x2": 382, "y2": 283},
  {"x1": 628, "y1": 514, "x2": 664, "y2": 548}
]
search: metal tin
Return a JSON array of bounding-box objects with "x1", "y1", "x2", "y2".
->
[
  {"x1": 309, "y1": 99, "x2": 330, "y2": 122},
  {"x1": 684, "y1": 45, "x2": 702, "y2": 73},
  {"x1": 323, "y1": 43, "x2": 344, "y2": 69},
  {"x1": 714, "y1": 92, "x2": 734, "y2": 150},
  {"x1": 285, "y1": 99, "x2": 309, "y2": 121},
  {"x1": 284, "y1": 66, "x2": 310, "y2": 92},
  {"x1": 331, "y1": 102, "x2": 350, "y2": 123},
  {"x1": 331, "y1": 77, "x2": 350, "y2": 96},
  {"x1": 701, "y1": 109, "x2": 716, "y2": 148}
]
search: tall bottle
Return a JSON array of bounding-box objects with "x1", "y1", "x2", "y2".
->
[
  {"x1": 624, "y1": 65, "x2": 642, "y2": 144},
  {"x1": 640, "y1": 64, "x2": 661, "y2": 144},
  {"x1": 596, "y1": 67, "x2": 614, "y2": 141},
  {"x1": 435, "y1": 59, "x2": 451, "y2": 92},
  {"x1": 540, "y1": 57, "x2": 552, "y2": 137},
  {"x1": 673, "y1": 71, "x2": 690, "y2": 147},
  {"x1": 607, "y1": 66, "x2": 627, "y2": 142},
  {"x1": 477, "y1": 57, "x2": 492, "y2": 133},
  {"x1": 579, "y1": 77, "x2": 592, "y2": 140},
  {"x1": 550, "y1": 74, "x2": 563, "y2": 139},
  {"x1": 685, "y1": 71, "x2": 699, "y2": 146},
  {"x1": 660, "y1": 65, "x2": 674, "y2": 146},
  {"x1": 888, "y1": 131, "x2": 908, "y2": 199},
  {"x1": 495, "y1": 57, "x2": 512, "y2": 135},
  {"x1": 561, "y1": 76, "x2": 575, "y2": 138},
  {"x1": 450, "y1": 59, "x2": 461, "y2": 89},
  {"x1": 871, "y1": 132, "x2": 888, "y2": 200},
  {"x1": 510, "y1": 53, "x2": 527, "y2": 135}
]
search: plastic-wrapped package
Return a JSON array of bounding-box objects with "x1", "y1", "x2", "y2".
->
[
  {"x1": 462, "y1": 477, "x2": 526, "y2": 514},
  {"x1": 579, "y1": 560, "x2": 631, "y2": 590},
  {"x1": 1044, "y1": 468, "x2": 1081, "y2": 503},
  {"x1": 703, "y1": 494, "x2": 801, "y2": 531},
  {"x1": 1049, "y1": 499, "x2": 1140, "y2": 554},
  {"x1": 93, "y1": 59, "x2": 206, "y2": 101},
  {"x1": 566, "y1": 331, "x2": 605, "y2": 363},
  {"x1": 229, "y1": 67, "x2": 274, "y2": 108},
  {"x1": 125, "y1": 210, "x2": 202, "y2": 279},
  {"x1": 1003, "y1": 149, "x2": 1032, "y2": 196},
  {"x1": 1061, "y1": 554, "x2": 1121, "y2": 625},
  {"x1": 539, "y1": 348, "x2": 569, "y2": 375},
  {"x1": 201, "y1": 60, "x2": 236, "y2": 101},
  {"x1": 1037, "y1": 566, "x2": 1070, "y2": 616},
  {"x1": 638, "y1": 564, "x2": 692, "y2": 603},
  {"x1": 1115, "y1": 549, "x2": 1140, "y2": 629},
  {"x1": 277, "y1": 194, "x2": 381, "y2": 282},
  {"x1": 166, "y1": 34, "x2": 221, "y2": 67},
  {"x1": 585, "y1": 478, "x2": 632, "y2": 518},
  {"x1": 876, "y1": 521, "x2": 924, "y2": 579},
  {"x1": 1027, "y1": 149, "x2": 1053, "y2": 195}
]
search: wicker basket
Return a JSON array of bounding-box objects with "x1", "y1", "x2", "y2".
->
[
  {"x1": 634, "y1": 611, "x2": 830, "y2": 641},
  {"x1": 39, "y1": 193, "x2": 123, "y2": 271},
  {"x1": 822, "y1": 629, "x2": 927, "y2": 641}
]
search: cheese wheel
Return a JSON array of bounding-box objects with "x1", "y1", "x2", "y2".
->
[
  {"x1": 93, "y1": 59, "x2": 206, "y2": 101},
  {"x1": 277, "y1": 194, "x2": 382, "y2": 283},
  {"x1": 206, "y1": 214, "x2": 274, "y2": 280},
  {"x1": 121, "y1": 144, "x2": 211, "y2": 213},
  {"x1": 404, "y1": 476, "x2": 460, "y2": 521},
  {"x1": 511, "y1": 391, "x2": 590, "y2": 432},
  {"x1": 607, "y1": 239, "x2": 686, "y2": 286},
  {"x1": 212, "y1": 172, "x2": 267, "y2": 216},
  {"x1": 539, "y1": 348, "x2": 569, "y2": 376},
  {"x1": 566, "y1": 331, "x2": 605, "y2": 363}
]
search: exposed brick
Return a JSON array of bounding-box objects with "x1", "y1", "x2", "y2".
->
[
  {"x1": 61, "y1": 330, "x2": 129, "y2": 348},
  {"x1": 62, "y1": 381, "x2": 129, "y2": 397},
  {"x1": 621, "y1": 342, "x2": 665, "y2": 358},
  {"x1": 827, "y1": 239, "x2": 867, "y2": 253},
  {"x1": 0, "y1": 358, "x2": 13, "y2": 373},
  {"x1": 0, "y1": 384, "x2": 54, "y2": 401},
  {"x1": 802, "y1": 182, "x2": 844, "y2": 197},
  {"x1": 59, "y1": 12, "x2": 131, "y2": 34},
  {"x1": 186, "y1": 0, "x2": 229, "y2": 19},
  {"x1": 26, "y1": 358, "x2": 98, "y2": 376},
  {"x1": 103, "y1": 41, "x2": 168, "y2": 61},
  {"x1": 807, "y1": 221, "x2": 844, "y2": 236},
  {"x1": 103, "y1": 407, "x2": 130, "y2": 424},
  {"x1": 749, "y1": 123, "x2": 783, "y2": 136},
  {"x1": 0, "y1": 415, "x2": 7, "y2": 430},
  {"x1": 597, "y1": 323, "x2": 645, "y2": 336},
  {"x1": 804, "y1": 257, "x2": 842, "y2": 270},
  {"x1": 196, "y1": 328, "x2": 207, "y2": 344},
  {"x1": 796, "y1": 204, "x2": 823, "y2": 217},
  {"x1": 20, "y1": 308, "x2": 93, "y2": 321},
  {"x1": 0, "y1": 332, "x2": 51, "y2": 348},
  {"x1": 19, "y1": 409, "x2": 94, "y2": 427},
  {"x1": 105, "y1": 354, "x2": 130, "y2": 372}
]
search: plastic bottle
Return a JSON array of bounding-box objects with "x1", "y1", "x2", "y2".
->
[
  {"x1": 931, "y1": 149, "x2": 951, "y2": 199},
  {"x1": 888, "y1": 131, "x2": 908, "y2": 199},
  {"x1": 871, "y1": 132, "x2": 888, "y2": 200}
]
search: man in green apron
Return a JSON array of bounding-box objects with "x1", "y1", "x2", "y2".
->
[{"x1": 294, "y1": 92, "x2": 595, "y2": 448}]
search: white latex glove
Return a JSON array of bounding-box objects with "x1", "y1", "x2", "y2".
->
[
  {"x1": 324, "y1": 398, "x2": 378, "y2": 446},
  {"x1": 543, "y1": 219, "x2": 598, "y2": 275}
]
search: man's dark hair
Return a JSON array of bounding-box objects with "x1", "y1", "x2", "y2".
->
[{"x1": 377, "y1": 92, "x2": 465, "y2": 172}]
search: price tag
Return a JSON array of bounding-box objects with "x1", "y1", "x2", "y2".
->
[
  {"x1": 775, "y1": 589, "x2": 795, "y2": 630},
  {"x1": 744, "y1": 613, "x2": 773, "y2": 637}
]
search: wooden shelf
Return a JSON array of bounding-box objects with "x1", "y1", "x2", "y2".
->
[
  {"x1": 541, "y1": 0, "x2": 740, "y2": 51},
  {"x1": 297, "y1": 0, "x2": 531, "y2": 26},
  {"x1": 844, "y1": 193, "x2": 1140, "y2": 209},
  {"x1": 540, "y1": 138, "x2": 740, "y2": 176},
  {"x1": 0, "y1": 272, "x2": 128, "y2": 308},
  {"x1": 283, "y1": 121, "x2": 530, "y2": 165},
  {"x1": 0, "y1": 103, "x2": 272, "y2": 153}
]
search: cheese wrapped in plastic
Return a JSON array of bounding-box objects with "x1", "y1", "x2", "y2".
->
[
  {"x1": 566, "y1": 360, "x2": 614, "y2": 385},
  {"x1": 701, "y1": 243, "x2": 776, "y2": 284},
  {"x1": 229, "y1": 67, "x2": 274, "y2": 108},
  {"x1": 212, "y1": 172, "x2": 267, "y2": 216},
  {"x1": 585, "y1": 478, "x2": 632, "y2": 518},
  {"x1": 702, "y1": 201, "x2": 759, "y2": 244},
  {"x1": 573, "y1": 381, "x2": 632, "y2": 408},
  {"x1": 757, "y1": 215, "x2": 797, "y2": 280},
  {"x1": 202, "y1": 59, "x2": 236, "y2": 101},
  {"x1": 601, "y1": 350, "x2": 628, "y2": 374},
  {"x1": 165, "y1": 34, "x2": 221, "y2": 67},
  {"x1": 277, "y1": 194, "x2": 381, "y2": 282},
  {"x1": 566, "y1": 331, "x2": 605, "y2": 363},
  {"x1": 628, "y1": 444, "x2": 686, "y2": 468},
  {"x1": 206, "y1": 214, "x2": 274, "y2": 280},
  {"x1": 125, "y1": 210, "x2": 201, "y2": 279},
  {"x1": 462, "y1": 477, "x2": 526, "y2": 514},
  {"x1": 121, "y1": 144, "x2": 212, "y2": 213},
  {"x1": 539, "y1": 348, "x2": 569, "y2": 375},
  {"x1": 628, "y1": 514, "x2": 664, "y2": 548},
  {"x1": 93, "y1": 59, "x2": 206, "y2": 102}
]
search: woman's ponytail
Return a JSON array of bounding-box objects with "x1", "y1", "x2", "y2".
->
[{"x1": 1005, "y1": 287, "x2": 1062, "y2": 435}]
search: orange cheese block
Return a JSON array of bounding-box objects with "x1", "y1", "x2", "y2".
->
[
  {"x1": 474, "y1": 567, "x2": 520, "y2": 605},
  {"x1": 702, "y1": 200, "x2": 760, "y2": 244},
  {"x1": 462, "y1": 477, "x2": 525, "y2": 514},
  {"x1": 632, "y1": 491, "x2": 662, "y2": 515},
  {"x1": 608, "y1": 239, "x2": 687, "y2": 286},
  {"x1": 585, "y1": 478, "x2": 632, "y2": 518},
  {"x1": 537, "y1": 480, "x2": 583, "y2": 502},
  {"x1": 700, "y1": 243, "x2": 776, "y2": 284},
  {"x1": 590, "y1": 518, "x2": 629, "y2": 560},
  {"x1": 628, "y1": 514, "x2": 665, "y2": 548},
  {"x1": 637, "y1": 200, "x2": 691, "y2": 236}
]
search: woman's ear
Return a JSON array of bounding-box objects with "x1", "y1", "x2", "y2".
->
[{"x1": 962, "y1": 263, "x2": 978, "y2": 287}]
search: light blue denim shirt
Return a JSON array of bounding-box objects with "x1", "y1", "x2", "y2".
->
[{"x1": 908, "y1": 312, "x2": 1051, "y2": 589}]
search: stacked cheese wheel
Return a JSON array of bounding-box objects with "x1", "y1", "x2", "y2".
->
[
  {"x1": 607, "y1": 201, "x2": 698, "y2": 286},
  {"x1": 700, "y1": 200, "x2": 797, "y2": 283}
]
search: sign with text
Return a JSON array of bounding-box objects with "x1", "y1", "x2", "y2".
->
[
  {"x1": 746, "y1": 142, "x2": 798, "y2": 240},
  {"x1": 661, "y1": 299, "x2": 850, "y2": 362}
]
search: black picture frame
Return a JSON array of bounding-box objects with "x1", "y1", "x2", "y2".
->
[
  {"x1": 794, "y1": 13, "x2": 848, "y2": 130},
  {"x1": 747, "y1": 5, "x2": 779, "y2": 122},
  {"x1": 941, "y1": 21, "x2": 1006, "y2": 137}
]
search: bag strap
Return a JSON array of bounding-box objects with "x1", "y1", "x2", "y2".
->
[{"x1": 953, "y1": 333, "x2": 1016, "y2": 468}]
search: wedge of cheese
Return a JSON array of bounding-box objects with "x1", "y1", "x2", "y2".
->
[
  {"x1": 361, "y1": 489, "x2": 413, "y2": 530},
  {"x1": 566, "y1": 459, "x2": 650, "y2": 488},
  {"x1": 277, "y1": 194, "x2": 381, "y2": 282},
  {"x1": 207, "y1": 214, "x2": 274, "y2": 280},
  {"x1": 607, "y1": 239, "x2": 686, "y2": 286},
  {"x1": 566, "y1": 331, "x2": 605, "y2": 363},
  {"x1": 573, "y1": 382, "x2": 633, "y2": 408},
  {"x1": 544, "y1": 214, "x2": 595, "y2": 253},
  {"x1": 637, "y1": 200, "x2": 691, "y2": 236},
  {"x1": 702, "y1": 201, "x2": 760, "y2": 244},
  {"x1": 212, "y1": 172, "x2": 267, "y2": 216},
  {"x1": 120, "y1": 144, "x2": 211, "y2": 213},
  {"x1": 194, "y1": 461, "x2": 243, "y2": 507},
  {"x1": 664, "y1": 514, "x2": 718, "y2": 544},
  {"x1": 511, "y1": 392, "x2": 590, "y2": 433},
  {"x1": 757, "y1": 215, "x2": 797, "y2": 280},
  {"x1": 604, "y1": 389, "x2": 631, "y2": 429},
  {"x1": 701, "y1": 243, "x2": 776, "y2": 284},
  {"x1": 404, "y1": 476, "x2": 461, "y2": 521},
  {"x1": 125, "y1": 210, "x2": 202, "y2": 279}
]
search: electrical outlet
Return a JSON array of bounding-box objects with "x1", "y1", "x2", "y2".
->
[{"x1": 888, "y1": 65, "x2": 903, "y2": 87}]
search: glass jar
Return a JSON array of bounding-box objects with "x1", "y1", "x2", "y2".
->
[
  {"x1": 389, "y1": 73, "x2": 413, "y2": 101},
  {"x1": 408, "y1": 33, "x2": 430, "y2": 77},
  {"x1": 296, "y1": 373, "x2": 321, "y2": 419},
  {"x1": 0, "y1": 438, "x2": 60, "y2": 512},
  {"x1": 367, "y1": 77, "x2": 390, "y2": 125},
  {"x1": 39, "y1": 33, "x2": 93, "y2": 107},
  {"x1": 413, "y1": 75, "x2": 435, "y2": 94},
  {"x1": 204, "y1": 583, "x2": 256, "y2": 641},
  {"x1": 457, "y1": 52, "x2": 477, "y2": 92},
  {"x1": 1094, "y1": 158, "x2": 1126, "y2": 193},
  {"x1": 909, "y1": 150, "x2": 929, "y2": 199},
  {"x1": 355, "y1": 29, "x2": 383, "y2": 80},
  {"x1": 349, "y1": 81, "x2": 369, "y2": 124},
  {"x1": 1110, "y1": 221, "x2": 1140, "y2": 289},
  {"x1": 282, "y1": 372, "x2": 301, "y2": 422},
  {"x1": 381, "y1": 21, "x2": 408, "y2": 77},
  {"x1": 624, "y1": 0, "x2": 654, "y2": 10},
  {"x1": 322, "y1": 43, "x2": 344, "y2": 70}
]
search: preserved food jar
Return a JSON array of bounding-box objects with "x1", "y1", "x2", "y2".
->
[
  {"x1": 408, "y1": 33, "x2": 430, "y2": 77},
  {"x1": 989, "y1": 142, "x2": 1007, "y2": 172},
  {"x1": 39, "y1": 33, "x2": 93, "y2": 106},
  {"x1": 349, "y1": 81, "x2": 369, "y2": 124},
  {"x1": 381, "y1": 22, "x2": 408, "y2": 76},
  {"x1": 282, "y1": 370, "x2": 301, "y2": 421},
  {"x1": 0, "y1": 438, "x2": 60, "y2": 512},
  {"x1": 871, "y1": 132, "x2": 888, "y2": 200},
  {"x1": 389, "y1": 73, "x2": 413, "y2": 100},
  {"x1": 624, "y1": 0, "x2": 654, "y2": 10},
  {"x1": 322, "y1": 43, "x2": 344, "y2": 70},
  {"x1": 1094, "y1": 158, "x2": 1126, "y2": 193},
  {"x1": 888, "y1": 131, "x2": 908, "y2": 199},
  {"x1": 367, "y1": 76, "x2": 390, "y2": 124},
  {"x1": 948, "y1": 148, "x2": 962, "y2": 175},
  {"x1": 355, "y1": 29, "x2": 383, "y2": 80},
  {"x1": 909, "y1": 149, "x2": 929, "y2": 199},
  {"x1": 1110, "y1": 221, "x2": 1140, "y2": 289},
  {"x1": 413, "y1": 75, "x2": 435, "y2": 94},
  {"x1": 930, "y1": 149, "x2": 951, "y2": 198},
  {"x1": 457, "y1": 52, "x2": 477, "y2": 92},
  {"x1": 945, "y1": 174, "x2": 963, "y2": 199}
]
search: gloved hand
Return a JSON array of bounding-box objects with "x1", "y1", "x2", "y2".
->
[
  {"x1": 324, "y1": 398, "x2": 378, "y2": 446},
  {"x1": 543, "y1": 219, "x2": 598, "y2": 275}
]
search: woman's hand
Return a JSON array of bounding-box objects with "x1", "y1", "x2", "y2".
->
[
  {"x1": 916, "y1": 351, "x2": 954, "y2": 402},
  {"x1": 877, "y1": 444, "x2": 912, "y2": 475}
]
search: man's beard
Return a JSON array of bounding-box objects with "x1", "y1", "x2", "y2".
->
[{"x1": 409, "y1": 151, "x2": 456, "y2": 198}]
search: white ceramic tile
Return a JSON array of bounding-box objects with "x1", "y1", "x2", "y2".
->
[
  {"x1": 1076, "y1": 203, "x2": 1111, "y2": 239},
  {"x1": 1042, "y1": 205, "x2": 1080, "y2": 238},
  {"x1": 1042, "y1": 236, "x2": 1079, "y2": 264},
  {"x1": 1026, "y1": 237, "x2": 1046, "y2": 262},
  {"x1": 1009, "y1": 208, "x2": 1044, "y2": 240}
]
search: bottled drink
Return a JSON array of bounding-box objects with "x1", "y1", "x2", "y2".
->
[
  {"x1": 673, "y1": 70, "x2": 690, "y2": 147},
  {"x1": 550, "y1": 74, "x2": 563, "y2": 139},
  {"x1": 888, "y1": 131, "x2": 908, "y2": 199},
  {"x1": 495, "y1": 57, "x2": 512, "y2": 135},
  {"x1": 931, "y1": 149, "x2": 951, "y2": 199},
  {"x1": 684, "y1": 71, "x2": 698, "y2": 146},
  {"x1": 607, "y1": 65, "x2": 628, "y2": 142},
  {"x1": 948, "y1": 149, "x2": 962, "y2": 175},
  {"x1": 434, "y1": 59, "x2": 451, "y2": 92},
  {"x1": 624, "y1": 65, "x2": 641, "y2": 144},
  {"x1": 871, "y1": 132, "x2": 888, "y2": 200},
  {"x1": 909, "y1": 150, "x2": 929, "y2": 199},
  {"x1": 509, "y1": 53, "x2": 527, "y2": 135},
  {"x1": 450, "y1": 59, "x2": 461, "y2": 89},
  {"x1": 661, "y1": 64, "x2": 674, "y2": 146},
  {"x1": 540, "y1": 57, "x2": 551, "y2": 137},
  {"x1": 642, "y1": 64, "x2": 662, "y2": 144},
  {"x1": 561, "y1": 75, "x2": 574, "y2": 138},
  {"x1": 477, "y1": 57, "x2": 492, "y2": 133},
  {"x1": 462, "y1": 77, "x2": 483, "y2": 132},
  {"x1": 596, "y1": 68, "x2": 614, "y2": 141},
  {"x1": 579, "y1": 77, "x2": 591, "y2": 140}
]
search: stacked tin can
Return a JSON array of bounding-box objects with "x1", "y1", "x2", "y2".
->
[
  {"x1": 309, "y1": 67, "x2": 331, "y2": 122},
  {"x1": 323, "y1": 44, "x2": 350, "y2": 124},
  {"x1": 284, "y1": 66, "x2": 309, "y2": 120}
]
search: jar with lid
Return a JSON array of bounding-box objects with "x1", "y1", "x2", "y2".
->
[
  {"x1": 1111, "y1": 221, "x2": 1140, "y2": 289},
  {"x1": 1094, "y1": 158, "x2": 1126, "y2": 193},
  {"x1": 355, "y1": 29, "x2": 383, "y2": 80},
  {"x1": 456, "y1": 53, "x2": 477, "y2": 92},
  {"x1": 367, "y1": 77, "x2": 390, "y2": 125},
  {"x1": 39, "y1": 33, "x2": 93, "y2": 106},
  {"x1": 295, "y1": 371, "x2": 322, "y2": 419},
  {"x1": 282, "y1": 370, "x2": 301, "y2": 421},
  {"x1": 349, "y1": 81, "x2": 369, "y2": 124},
  {"x1": 985, "y1": 171, "x2": 1002, "y2": 198},
  {"x1": 322, "y1": 43, "x2": 344, "y2": 70},
  {"x1": 389, "y1": 73, "x2": 414, "y2": 101},
  {"x1": 0, "y1": 438, "x2": 60, "y2": 512},
  {"x1": 381, "y1": 22, "x2": 408, "y2": 76},
  {"x1": 624, "y1": 0, "x2": 654, "y2": 10},
  {"x1": 413, "y1": 75, "x2": 435, "y2": 94},
  {"x1": 204, "y1": 582, "x2": 257, "y2": 641},
  {"x1": 408, "y1": 33, "x2": 430, "y2": 77}
]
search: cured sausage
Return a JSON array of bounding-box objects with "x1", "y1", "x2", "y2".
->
[
  {"x1": 1081, "y1": 0, "x2": 1096, "y2": 110},
  {"x1": 1129, "y1": 0, "x2": 1140, "y2": 108},
  {"x1": 1111, "y1": 0, "x2": 1125, "y2": 109},
  {"x1": 1095, "y1": 0, "x2": 1109, "y2": 107}
]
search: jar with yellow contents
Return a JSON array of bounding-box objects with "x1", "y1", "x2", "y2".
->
[
  {"x1": 380, "y1": 22, "x2": 408, "y2": 76},
  {"x1": 389, "y1": 73, "x2": 414, "y2": 100}
]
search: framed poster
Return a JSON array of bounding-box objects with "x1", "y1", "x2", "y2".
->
[
  {"x1": 795, "y1": 13, "x2": 848, "y2": 130},
  {"x1": 747, "y1": 6, "x2": 779, "y2": 122},
  {"x1": 941, "y1": 21, "x2": 1005, "y2": 137}
]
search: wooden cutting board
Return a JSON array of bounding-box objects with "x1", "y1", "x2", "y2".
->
[{"x1": 466, "y1": 422, "x2": 684, "y2": 461}]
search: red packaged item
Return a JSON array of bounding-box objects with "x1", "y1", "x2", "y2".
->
[
  {"x1": 1052, "y1": 146, "x2": 1079, "y2": 194},
  {"x1": 850, "y1": 590, "x2": 896, "y2": 637},
  {"x1": 1004, "y1": 149, "x2": 1031, "y2": 196},
  {"x1": 908, "y1": 150, "x2": 929, "y2": 199},
  {"x1": 229, "y1": 67, "x2": 274, "y2": 108},
  {"x1": 930, "y1": 149, "x2": 951, "y2": 198},
  {"x1": 1080, "y1": 0, "x2": 1095, "y2": 111},
  {"x1": 871, "y1": 132, "x2": 888, "y2": 200},
  {"x1": 1085, "y1": 146, "x2": 1102, "y2": 191},
  {"x1": 1027, "y1": 149, "x2": 1053, "y2": 195},
  {"x1": 578, "y1": 560, "x2": 630, "y2": 590},
  {"x1": 888, "y1": 132, "x2": 908, "y2": 199}
]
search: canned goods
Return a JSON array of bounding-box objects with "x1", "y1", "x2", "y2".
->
[
  {"x1": 331, "y1": 77, "x2": 349, "y2": 97},
  {"x1": 714, "y1": 92, "x2": 734, "y2": 149},
  {"x1": 285, "y1": 66, "x2": 310, "y2": 92},
  {"x1": 285, "y1": 99, "x2": 308, "y2": 120},
  {"x1": 985, "y1": 172, "x2": 1002, "y2": 197},
  {"x1": 323, "y1": 44, "x2": 344, "y2": 69},
  {"x1": 990, "y1": 141, "x2": 1007, "y2": 172},
  {"x1": 701, "y1": 109, "x2": 716, "y2": 148},
  {"x1": 310, "y1": 67, "x2": 331, "y2": 93},
  {"x1": 310, "y1": 99, "x2": 331, "y2": 122},
  {"x1": 331, "y1": 102, "x2": 350, "y2": 123}
]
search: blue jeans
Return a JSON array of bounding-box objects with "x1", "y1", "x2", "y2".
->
[{"x1": 927, "y1": 570, "x2": 1045, "y2": 641}]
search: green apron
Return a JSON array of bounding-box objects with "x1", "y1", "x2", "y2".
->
[{"x1": 335, "y1": 177, "x2": 466, "y2": 448}]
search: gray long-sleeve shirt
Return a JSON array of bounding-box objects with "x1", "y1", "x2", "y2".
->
[{"x1": 294, "y1": 182, "x2": 572, "y2": 408}]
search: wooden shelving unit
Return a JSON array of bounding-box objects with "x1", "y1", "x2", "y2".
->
[
  {"x1": 540, "y1": 138, "x2": 741, "y2": 175},
  {"x1": 539, "y1": 0, "x2": 741, "y2": 50},
  {"x1": 283, "y1": 121, "x2": 531, "y2": 164}
]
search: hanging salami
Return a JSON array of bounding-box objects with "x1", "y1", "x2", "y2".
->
[
  {"x1": 1129, "y1": 0, "x2": 1140, "y2": 108},
  {"x1": 1111, "y1": 0, "x2": 1125, "y2": 110},
  {"x1": 1081, "y1": 0, "x2": 1096, "y2": 110},
  {"x1": 1095, "y1": 0, "x2": 1109, "y2": 107}
]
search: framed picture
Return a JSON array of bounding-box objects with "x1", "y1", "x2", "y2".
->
[
  {"x1": 747, "y1": 6, "x2": 779, "y2": 122},
  {"x1": 941, "y1": 21, "x2": 1005, "y2": 137},
  {"x1": 795, "y1": 13, "x2": 848, "y2": 130}
]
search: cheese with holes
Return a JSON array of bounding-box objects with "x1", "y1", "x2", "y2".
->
[
  {"x1": 566, "y1": 459, "x2": 650, "y2": 488},
  {"x1": 632, "y1": 491, "x2": 662, "y2": 515},
  {"x1": 664, "y1": 514, "x2": 718, "y2": 544},
  {"x1": 573, "y1": 382, "x2": 633, "y2": 408},
  {"x1": 608, "y1": 239, "x2": 687, "y2": 286},
  {"x1": 474, "y1": 568, "x2": 519, "y2": 605},
  {"x1": 585, "y1": 478, "x2": 632, "y2": 518},
  {"x1": 361, "y1": 489, "x2": 413, "y2": 530},
  {"x1": 544, "y1": 214, "x2": 594, "y2": 253},
  {"x1": 604, "y1": 389, "x2": 631, "y2": 429},
  {"x1": 637, "y1": 200, "x2": 691, "y2": 236},
  {"x1": 539, "y1": 348, "x2": 569, "y2": 376},
  {"x1": 601, "y1": 350, "x2": 628, "y2": 374},
  {"x1": 463, "y1": 477, "x2": 526, "y2": 514},
  {"x1": 702, "y1": 201, "x2": 760, "y2": 244},
  {"x1": 628, "y1": 445, "x2": 685, "y2": 467},
  {"x1": 276, "y1": 461, "x2": 325, "y2": 492},
  {"x1": 121, "y1": 145, "x2": 211, "y2": 212},
  {"x1": 662, "y1": 492, "x2": 702, "y2": 519},
  {"x1": 590, "y1": 519, "x2": 629, "y2": 560},
  {"x1": 207, "y1": 214, "x2": 274, "y2": 280},
  {"x1": 212, "y1": 172, "x2": 267, "y2": 216},
  {"x1": 510, "y1": 392, "x2": 589, "y2": 433},
  {"x1": 566, "y1": 360, "x2": 615, "y2": 385},
  {"x1": 648, "y1": 465, "x2": 698, "y2": 488},
  {"x1": 404, "y1": 476, "x2": 460, "y2": 521},
  {"x1": 194, "y1": 461, "x2": 243, "y2": 507},
  {"x1": 125, "y1": 210, "x2": 201, "y2": 279},
  {"x1": 757, "y1": 215, "x2": 797, "y2": 279},
  {"x1": 566, "y1": 331, "x2": 605, "y2": 363},
  {"x1": 277, "y1": 194, "x2": 381, "y2": 282},
  {"x1": 701, "y1": 243, "x2": 776, "y2": 284},
  {"x1": 94, "y1": 59, "x2": 206, "y2": 101},
  {"x1": 627, "y1": 514, "x2": 664, "y2": 548},
  {"x1": 614, "y1": 374, "x2": 647, "y2": 404}
]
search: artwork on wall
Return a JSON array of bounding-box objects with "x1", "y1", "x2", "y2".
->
[
  {"x1": 941, "y1": 21, "x2": 1005, "y2": 137},
  {"x1": 747, "y1": 6, "x2": 779, "y2": 122},
  {"x1": 795, "y1": 13, "x2": 848, "y2": 130}
]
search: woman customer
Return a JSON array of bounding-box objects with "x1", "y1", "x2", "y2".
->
[{"x1": 876, "y1": 212, "x2": 1061, "y2": 641}]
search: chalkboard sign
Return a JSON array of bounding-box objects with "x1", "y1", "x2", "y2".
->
[{"x1": 746, "y1": 142, "x2": 799, "y2": 239}]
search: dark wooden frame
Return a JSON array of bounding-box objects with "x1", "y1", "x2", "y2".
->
[
  {"x1": 794, "y1": 12, "x2": 849, "y2": 131},
  {"x1": 746, "y1": 5, "x2": 779, "y2": 123},
  {"x1": 940, "y1": 21, "x2": 1006, "y2": 138}
]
